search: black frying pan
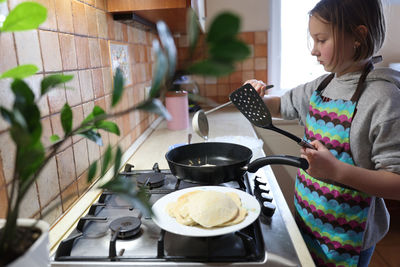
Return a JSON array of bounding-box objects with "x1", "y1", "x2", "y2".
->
[{"x1": 165, "y1": 142, "x2": 308, "y2": 184}]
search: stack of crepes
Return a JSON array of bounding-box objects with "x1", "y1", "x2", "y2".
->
[{"x1": 166, "y1": 190, "x2": 248, "y2": 228}]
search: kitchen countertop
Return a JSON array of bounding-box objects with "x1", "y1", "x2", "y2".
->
[{"x1": 126, "y1": 107, "x2": 314, "y2": 266}]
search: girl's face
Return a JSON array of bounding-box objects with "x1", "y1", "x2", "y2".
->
[{"x1": 309, "y1": 15, "x2": 359, "y2": 76}]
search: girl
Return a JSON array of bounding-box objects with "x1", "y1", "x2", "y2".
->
[{"x1": 246, "y1": 0, "x2": 400, "y2": 266}]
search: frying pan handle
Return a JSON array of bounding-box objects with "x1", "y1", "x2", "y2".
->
[{"x1": 244, "y1": 155, "x2": 309, "y2": 173}]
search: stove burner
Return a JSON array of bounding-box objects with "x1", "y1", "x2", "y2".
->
[
  {"x1": 137, "y1": 173, "x2": 165, "y2": 188},
  {"x1": 109, "y1": 216, "x2": 141, "y2": 239}
]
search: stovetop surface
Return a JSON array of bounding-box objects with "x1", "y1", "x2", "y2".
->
[
  {"x1": 52, "y1": 163, "x2": 301, "y2": 266},
  {"x1": 54, "y1": 164, "x2": 266, "y2": 263}
]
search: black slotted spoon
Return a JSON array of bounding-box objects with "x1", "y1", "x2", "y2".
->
[{"x1": 229, "y1": 83, "x2": 315, "y2": 149}]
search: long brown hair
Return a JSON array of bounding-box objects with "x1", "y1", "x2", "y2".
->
[{"x1": 310, "y1": 0, "x2": 386, "y2": 66}]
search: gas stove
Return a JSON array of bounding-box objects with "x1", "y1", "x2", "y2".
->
[{"x1": 51, "y1": 163, "x2": 301, "y2": 266}]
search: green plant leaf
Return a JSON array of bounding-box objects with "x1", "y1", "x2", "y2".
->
[
  {"x1": 87, "y1": 161, "x2": 97, "y2": 182},
  {"x1": 112, "y1": 68, "x2": 124, "y2": 107},
  {"x1": 113, "y1": 147, "x2": 122, "y2": 179},
  {"x1": 209, "y1": 39, "x2": 250, "y2": 61},
  {"x1": 95, "y1": 121, "x2": 120, "y2": 136},
  {"x1": 101, "y1": 145, "x2": 112, "y2": 177},
  {"x1": 82, "y1": 105, "x2": 106, "y2": 125},
  {"x1": 157, "y1": 21, "x2": 177, "y2": 78},
  {"x1": 50, "y1": 134, "x2": 60, "y2": 143},
  {"x1": 136, "y1": 99, "x2": 171, "y2": 120},
  {"x1": 61, "y1": 103, "x2": 72, "y2": 135},
  {"x1": 187, "y1": 9, "x2": 200, "y2": 55},
  {"x1": 1, "y1": 2, "x2": 47, "y2": 32},
  {"x1": 0, "y1": 65, "x2": 38, "y2": 80},
  {"x1": 187, "y1": 59, "x2": 235, "y2": 77},
  {"x1": 79, "y1": 129, "x2": 103, "y2": 146},
  {"x1": 149, "y1": 39, "x2": 168, "y2": 98},
  {"x1": 41, "y1": 74, "x2": 73, "y2": 95},
  {"x1": 206, "y1": 12, "x2": 240, "y2": 43},
  {"x1": 11, "y1": 79, "x2": 42, "y2": 143}
]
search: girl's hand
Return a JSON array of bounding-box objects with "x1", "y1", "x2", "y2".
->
[
  {"x1": 300, "y1": 140, "x2": 342, "y2": 180},
  {"x1": 243, "y1": 79, "x2": 267, "y2": 97}
]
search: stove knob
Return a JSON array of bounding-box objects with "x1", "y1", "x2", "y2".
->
[
  {"x1": 254, "y1": 184, "x2": 270, "y2": 199},
  {"x1": 261, "y1": 192, "x2": 273, "y2": 202},
  {"x1": 262, "y1": 202, "x2": 276, "y2": 217},
  {"x1": 254, "y1": 176, "x2": 267, "y2": 188}
]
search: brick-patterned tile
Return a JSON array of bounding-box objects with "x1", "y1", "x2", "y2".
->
[
  {"x1": 76, "y1": 170, "x2": 90, "y2": 196},
  {"x1": 106, "y1": 13, "x2": 115, "y2": 40},
  {"x1": 239, "y1": 32, "x2": 255, "y2": 45},
  {"x1": 91, "y1": 68, "x2": 104, "y2": 98},
  {"x1": 0, "y1": 32, "x2": 18, "y2": 73},
  {"x1": 17, "y1": 183, "x2": 40, "y2": 218},
  {"x1": 229, "y1": 71, "x2": 243, "y2": 83},
  {"x1": 56, "y1": 146, "x2": 76, "y2": 190},
  {"x1": 39, "y1": 30, "x2": 63, "y2": 72},
  {"x1": 71, "y1": 105, "x2": 84, "y2": 143},
  {"x1": 41, "y1": 195, "x2": 63, "y2": 224},
  {"x1": 88, "y1": 38, "x2": 101, "y2": 68},
  {"x1": 54, "y1": 0, "x2": 74, "y2": 33},
  {"x1": 71, "y1": 0, "x2": 88, "y2": 36},
  {"x1": 14, "y1": 30, "x2": 43, "y2": 71},
  {"x1": 242, "y1": 58, "x2": 254, "y2": 71},
  {"x1": 85, "y1": 5, "x2": 98, "y2": 37},
  {"x1": 64, "y1": 70, "x2": 82, "y2": 107},
  {"x1": 61, "y1": 181, "x2": 78, "y2": 212},
  {"x1": 99, "y1": 39, "x2": 110, "y2": 67},
  {"x1": 40, "y1": 116, "x2": 53, "y2": 148},
  {"x1": 254, "y1": 44, "x2": 268, "y2": 57},
  {"x1": 0, "y1": 133, "x2": 16, "y2": 184},
  {"x1": 242, "y1": 70, "x2": 255, "y2": 84},
  {"x1": 37, "y1": 0, "x2": 58, "y2": 31},
  {"x1": 78, "y1": 69, "x2": 94, "y2": 102},
  {"x1": 254, "y1": 57, "x2": 268, "y2": 70},
  {"x1": 102, "y1": 67, "x2": 112, "y2": 95},
  {"x1": 96, "y1": 9, "x2": 108, "y2": 39},
  {"x1": 59, "y1": 34, "x2": 78, "y2": 71},
  {"x1": 255, "y1": 70, "x2": 268, "y2": 82},
  {"x1": 47, "y1": 79, "x2": 66, "y2": 113},
  {"x1": 36, "y1": 156, "x2": 59, "y2": 207},
  {"x1": 75, "y1": 36, "x2": 90, "y2": 69},
  {"x1": 255, "y1": 31, "x2": 268, "y2": 44}
]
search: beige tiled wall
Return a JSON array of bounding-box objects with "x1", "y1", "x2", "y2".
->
[
  {"x1": 0, "y1": 0, "x2": 157, "y2": 223},
  {"x1": 0, "y1": 0, "x2": 268, "y2": 225}
]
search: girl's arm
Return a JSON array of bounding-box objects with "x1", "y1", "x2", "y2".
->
[{"x1": 301, "y1": 140, "x2": 400, "y2": 200}]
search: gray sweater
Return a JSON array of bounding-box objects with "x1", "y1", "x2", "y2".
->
[{"x1": 281, "y1": 67, "x2": 400, "y2": 250}]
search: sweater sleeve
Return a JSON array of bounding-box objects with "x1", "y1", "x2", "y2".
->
[{"x1": 280, "y1": 75, "x2": 329, "y2": 125}]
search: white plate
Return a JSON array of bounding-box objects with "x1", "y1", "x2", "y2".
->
[{"x1": 152, "y1": 186, "x2": 261, "y2": 237}]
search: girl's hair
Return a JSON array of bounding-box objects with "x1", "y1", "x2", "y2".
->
[{"x1": 310, "y1": 0, "x2": 386, "y2": 65}]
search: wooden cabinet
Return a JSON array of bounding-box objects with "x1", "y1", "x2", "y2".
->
[{"x1": 107, "y1": 0, "x2": 206, "y2": 34}]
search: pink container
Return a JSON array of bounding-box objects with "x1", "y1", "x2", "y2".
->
[{"x1": 165, "y1": 91, "x2": 189, "y2": 130}]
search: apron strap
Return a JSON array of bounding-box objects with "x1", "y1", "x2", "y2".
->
[
  {"x1": 316, "y1": 73, "x2": 335, "y2": 92},
  {"x1": 350, "y1": 61, "x2": 374, "y2": 102}
]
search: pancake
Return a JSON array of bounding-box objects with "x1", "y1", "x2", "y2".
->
[
  {"x1": 187, "y1": 191, "x2": 239, "y2": 228},
  {"x1": 166, "y1": 189, "x2": 248, "y2": 228}
]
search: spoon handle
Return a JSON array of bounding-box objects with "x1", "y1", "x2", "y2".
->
[{"x1": 204, "y1": 101, "x2": 232, "y2": 115}]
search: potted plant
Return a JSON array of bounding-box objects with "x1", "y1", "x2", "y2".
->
[{"x1": 0, "y1": 1, "x2": 250, "y2": 265}]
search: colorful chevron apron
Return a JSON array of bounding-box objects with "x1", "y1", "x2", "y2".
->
[{"x1": 294, "y1": 64, "x2": 373, "y2": 267}]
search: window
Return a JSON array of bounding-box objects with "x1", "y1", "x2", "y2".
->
[{"x1": 280, "y1": 0, "x2": 326, "y2": 90}]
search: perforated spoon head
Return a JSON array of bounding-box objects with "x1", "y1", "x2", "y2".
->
[{"x1": 229, "y1": 83, "x2": 273, "y2": 128}]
